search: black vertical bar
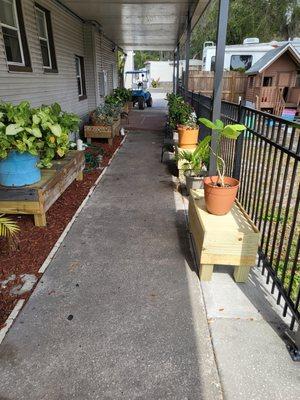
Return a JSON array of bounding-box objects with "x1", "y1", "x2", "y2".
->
[
  {"x1": 232, "y1": 103, "x2": 245, "y2": 180},
  {"x1": 172, "y1": 51, "x2": 176, "y2": 93},
  {"x1": 209, "y1": 0, "x2": 230, "y2": 175},
  {"x1": 184, "y1": 9, "x2": 191, "y2": 100}
]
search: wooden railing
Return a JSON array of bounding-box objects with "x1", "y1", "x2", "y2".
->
[{"x1": 255, "y1": 86, "x2": 285, "y2": 116}]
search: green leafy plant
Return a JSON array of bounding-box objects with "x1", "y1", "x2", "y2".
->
[
  {"x1": 90, "y1": 103, "x2": 121, "y2": 126},
  {"x1": 105, "y1": 94, "x2": 123, "y2": 107},
  {"x1": 0, "y1": 101, "x2": 80, "y2": 168},
  {"x1": 113, "y1": 88, "x2": 132, "y2": 103},
  {"x1": 177, "y1": 136, "x2": 211, "y2": 176},
  {"x1": 199, "y1": 118, "x2": 246, "y2": 186},
  {"x1": 105, "y1": 88, "x2": 132, "y2": 107},
  {"x1": 166, "y1": 93, "x2": 197, "y2": 129}
]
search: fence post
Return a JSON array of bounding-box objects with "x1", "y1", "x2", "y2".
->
[
  {"x1": 290, "y1": 326, "x2": 300, "y2": 361},
  {"x1": 232, "y1": 99, "x2": 245, "y2": 180},
  {"x1": 184, "y1": 9, "x2": 191, "y2": 100},
  {"x1": 176, "y1": 45, "x2": 180, "y2": 94}
]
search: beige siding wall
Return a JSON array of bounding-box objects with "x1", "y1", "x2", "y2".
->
[
  {"x1": 95, "y1": 31, "x2": 118, "y2": 103},
  {"x1": 0, "y1": 1, "x2": 118, "y2": 115}
]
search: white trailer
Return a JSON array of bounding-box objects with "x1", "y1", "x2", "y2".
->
[{"x1": 202, "y1": 38, "x2": 300, "y2": 72}]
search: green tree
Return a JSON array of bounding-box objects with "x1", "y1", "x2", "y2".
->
[{"x1": 191, "y1": 0, "x2": 300, "y2": 59}]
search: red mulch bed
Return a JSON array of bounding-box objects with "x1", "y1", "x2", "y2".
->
[{"x1": 0, "y1": 135, "x2": 123, "y2": 328}]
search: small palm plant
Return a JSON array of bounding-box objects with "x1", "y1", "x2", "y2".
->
[
  {"x1": 0, "y1": 215, "x2": 20, "y2": 248},
  {"x1": 177, "y1": 135, "x2": 211, "y2": 176}
]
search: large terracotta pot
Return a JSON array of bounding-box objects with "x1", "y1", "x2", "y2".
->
[
  {"x1": 178, "y1": 125, "x2": 199, "y2": 149},
  {"x1": 203, "y1": 176, "x2": 239, "y2": 215}
]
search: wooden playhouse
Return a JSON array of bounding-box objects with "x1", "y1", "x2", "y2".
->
[{"x1": 245, "y1": 44, "x2": 300, "y2": 118}]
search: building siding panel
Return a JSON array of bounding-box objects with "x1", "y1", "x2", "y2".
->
[{"x1": 0, "y1": 0, "x2": 89, "y2": 116}]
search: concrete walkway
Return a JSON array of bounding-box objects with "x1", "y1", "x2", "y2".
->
[{"x1": 0, "y1": 101, "x2": 222, "y2": 399}]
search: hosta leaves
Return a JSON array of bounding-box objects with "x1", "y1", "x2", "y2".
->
[
  {"x1": 0, "y1": 100, "x2": 80, "y2": 168},
  {"x1": 25, "y1": 126, "x2": 42, "y2": 138},
  {"x1": 32, "y1": 114, "x2": 40, "y2": 125},
  {"x1": 48, "y1": 123, "x2": 62, "y2": 137},
  {"x1": 6, "y1": 124, "x2": 24, "y2": 136}
]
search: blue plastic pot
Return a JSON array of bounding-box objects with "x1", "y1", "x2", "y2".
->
[{"x1": 0, "y1": 151, "x2": 41, "y2": 187}]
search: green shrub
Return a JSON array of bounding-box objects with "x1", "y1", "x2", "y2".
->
[{"x1": 0, "y1": 101, "x2": 80, "y2": 168}]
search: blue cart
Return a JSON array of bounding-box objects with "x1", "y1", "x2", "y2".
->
[{"x1": 125, "y1": 70, "x2": 153, "y2": 110}]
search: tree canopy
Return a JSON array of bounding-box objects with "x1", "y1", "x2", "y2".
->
[{"x1": 191, "y1": 0, "x2": 300, "y2": 59}]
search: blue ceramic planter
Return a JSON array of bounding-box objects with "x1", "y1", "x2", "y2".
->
[{"x1": 0, "y1": 151, "x2": 41, "y2": 187}]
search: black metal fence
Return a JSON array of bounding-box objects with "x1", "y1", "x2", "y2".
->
[{"x1": 181, "y1": 88, "x2": 300, "y2": 331}]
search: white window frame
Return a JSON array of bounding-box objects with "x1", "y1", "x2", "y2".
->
[
  {"x1": 0, "y1": 0, "x2": 25, "y2": 66},
  {"x1": 75, "y1": 56, "x2": 83, "y2": 97},
  {"x1": 35, "y1": 6, "x2": 51, "y2": 69}
]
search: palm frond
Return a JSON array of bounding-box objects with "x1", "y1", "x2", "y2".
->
[{"x1": 0, "y1": 215, "x2": 20, "y2": 239}]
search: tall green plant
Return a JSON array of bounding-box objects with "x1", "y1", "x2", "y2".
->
[{"x1": 199, "y1": 118, "x2": 246, "y2": 186}]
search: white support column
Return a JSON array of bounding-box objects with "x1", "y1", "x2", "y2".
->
[
  {"x1": 172, "y1": 51, "x2": 176, "y2": 93},
  {"x1": 124, "y1": 50, "x2": 135, "y2": 89}
]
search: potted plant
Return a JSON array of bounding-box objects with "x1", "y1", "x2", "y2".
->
[
  {"x1": 199, "y1": 118, "x2": 246, "y2": 215},
  {"x1": 166, "y1": 94, "x2": 198, "y2": 149},
  {"x1": 112, "y1": 88, "x2": 133, "y2": 111},
  {"x1": 0, "y1": 101, "x2": 80, "y2": 187},
  {"x1": 177, "y1": 136, "x2": 211, "y2": 194}
]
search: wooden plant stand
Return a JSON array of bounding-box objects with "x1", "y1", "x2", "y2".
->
[
  {"x1": 0, "y1": 151, "x2": 85, "y2": 227},
  {"x1": 188, "y1": 189, "x2": 260, "y2": 282},
  {"x1": 84, "y1": 118, "x2": 120, "y2": 145}
]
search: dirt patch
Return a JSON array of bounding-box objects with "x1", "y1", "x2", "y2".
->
[{"x1": 0, "y1": 135, "x2": 123, "y2": 328}]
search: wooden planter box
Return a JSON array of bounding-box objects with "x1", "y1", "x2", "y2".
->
[
  {"x1": 84, "y1": 118, "x2": 120, "y2": 145},
  {"x1": 0, "y1": 151, "x2": 85, "y2": 227},
  {"x1": 188, "y1": 189, "x2": 260, "y2": 282},
  {"x1": 122, "y1": 103, "x2": 129, "y2": 113}
]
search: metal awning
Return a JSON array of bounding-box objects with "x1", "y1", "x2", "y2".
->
[{"x1": 59, "y1": 0, "x2": 210, "y2": 50}]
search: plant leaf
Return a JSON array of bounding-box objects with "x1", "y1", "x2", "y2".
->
[
  {"x1": 222, "y1": 125, "x2": 244, "y2": 139},
  {"x1": 198, "y1": 118, "x2": 217, "y2": 130},
  {"x1": 215, "y1": 119, "x2": 224, "y2": 130},
  {"x1": 48, "y1": 123, "x2": 62, "y2": 137},
  {"x1": 6, "y1": 124, "x2": 23, "y2": 136},
  {"x1": 0, "y1": 215, "x2": 20, "y2": 238}
]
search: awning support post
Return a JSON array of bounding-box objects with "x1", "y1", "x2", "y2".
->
[
  {"x1": 173, "y1": 51, "x2": 176, "y2": 93},
  {"x1": 184, "y1": 10, "x2": 191, "y2": 100},
  {"x1": 176, "y1": 45, "x2": 180, "y2": 94},
  {"x1": 209, "y1": 0, "x2": 230, "y2": 175}
]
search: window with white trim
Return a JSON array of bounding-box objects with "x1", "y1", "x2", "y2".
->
[
  {"x1": 0, "y1": 0, "x2": 24, "y2": 65},
  {"x1": 35, "y1": 3, "x2": 57, "y2": 72},
  {"x1": 35, "y1": 7, "x2": 51, "y2": 68},
  {"x1": 75, "y1": 55, "x2": 86, "y2": 100}
]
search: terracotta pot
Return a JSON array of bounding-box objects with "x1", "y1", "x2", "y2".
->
[
  {"x1": 178, "y1": 126, "x2": 199, "y2": 149},
  {"x1": 203, "y1": 176, "x2": 239, "y2": 215}
]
